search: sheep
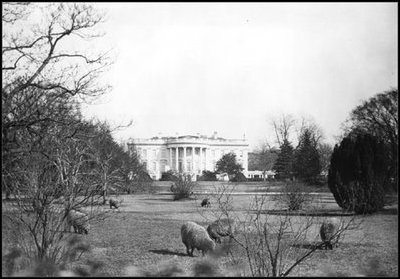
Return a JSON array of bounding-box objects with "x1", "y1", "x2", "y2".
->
[
  {"x1": 320, "y1": 217, "x2": 341, "y2": 250},
  {"x1": 181, "y1": 221, "x2": 216, "y2": 256},
  {"x1": 201, "y1": 198, "x2": 211, "y2": 208},
  {"x1": 207, "y1": 218, "x2": 236, "y2": 244},
  {"x1": 67, "y1": 210, "x2": 89, "y2": 235},
  {"x1": 109, "y1": 198, "x2": 119, "y2": 209}
]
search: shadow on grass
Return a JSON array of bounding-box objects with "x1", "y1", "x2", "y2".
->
[
  {"x1": 291, "y1": 242, "x2": 324, "y2": 250},
  {"x1": 143, "y1": 196, "x2": 197, "y2": 202},
  {"x1": 256, "y1": 209, "x2": 355, "y2": 217},
  {"x1": 377, "y1": 207, "x2": 398, "y2": 215},
  {"x1": 149, "y1": 249, "x2": 190, "y2": 257}
]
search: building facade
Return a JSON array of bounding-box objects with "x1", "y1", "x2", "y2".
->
[{"x1": 127, "y1": 132, "x2": 249, "y2": 180}]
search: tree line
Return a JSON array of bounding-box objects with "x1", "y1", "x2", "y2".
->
[{"x1": 2, "y1": 3, "x2": 146, "y2": 269}]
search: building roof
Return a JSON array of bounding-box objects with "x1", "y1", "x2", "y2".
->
[{"x1": 128, "y1": 133, "x2": 249, "y2": 147}]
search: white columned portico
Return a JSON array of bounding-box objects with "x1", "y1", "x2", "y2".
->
[
  {"x1": 175, "y1": 147, "x2": 178, "y2": 171},
  {"x1": 183, "y1": 147, "x2": 187, "y2": 172}
]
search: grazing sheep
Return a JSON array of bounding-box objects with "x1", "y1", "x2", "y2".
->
[
  {"x1": 67, "y1": 210, "x2": 89, "y2": 234},
  {"x1": 201, "y1": 198, "x2": 211, "y2": 208},
  {"x1": 207, "y1": 218, "x2": 236, "y2": 244},
  {"x1": 181, "y1": 221, "x2": 215, "y2": 256},
  {"x1": 109, "y1": 198, "x2": 119, "y2": 209},
  {"x1": 320, "y1": 217, "x2": 340, "y2": 250}
]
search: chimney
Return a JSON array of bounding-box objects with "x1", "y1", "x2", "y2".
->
[{"x1": 212, "y1": 131, "x2": 217, "y2": 139}]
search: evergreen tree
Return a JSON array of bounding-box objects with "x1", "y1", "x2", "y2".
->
[
  {"x1": 294, "y1": 129, "x2": 321, "y2": 183},
  {"x1": 273, "y1": 139, "x2": 294, "y2": 180},
  {"x1": 215, "y1": 153, "x2": 244, "y2": 176},
  {"x1": 328, "y1": 133, "x2": 389, "y2": 214}
]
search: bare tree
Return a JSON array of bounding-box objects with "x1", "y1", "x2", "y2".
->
[
  {"x1": 200, "y1": 184, "x2": 360, "y2": 277},
  {"x1": 2, "y1": 3, "x2": 111, "y2": 197},
  {"x1": 2, "y1": 119, "x2": 106, "y2": 271},
  {"x1": 2, "y1": 3, "x2": 112, "y2": 274},
  {"x1": 254, "y1": 141, "x2": 279, "y2": 181},
  {"x1": 2, "y1": 2, "x2": 111, "y2": 155},
  {"x1": 296, "y1": 116, "x2": 324, "y2": 148},
  {"x1": 271, "y1": 114, "x2": 296, "y2": 147}
]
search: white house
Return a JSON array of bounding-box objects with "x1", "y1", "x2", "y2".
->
[{"x1": 127, "y1": 132, "x2": 249, "y2": 180}]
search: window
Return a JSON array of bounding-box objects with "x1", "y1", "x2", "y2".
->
[
  {"x1": 142, "y1": 149, "x2": 147, "y2": 158},
  {"x1": 212, "y1": 150, "x2": 215, "y2": 158},
  {"x1": 152, "y1": 150, "x2": 157, "y2": 158},
  {"x1": 161, "y1": 149, "x2": 167, "y2": 158},
  {"x1": 153, "y1": 161, "x2": 157, "y2": 171}
]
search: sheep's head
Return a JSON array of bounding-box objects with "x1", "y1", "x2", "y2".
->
[{"x1": 205, "y1": 238, "x2": 216, "y2": 253}]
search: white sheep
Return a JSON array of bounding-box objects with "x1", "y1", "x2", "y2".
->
[
  {"x1": 207, "y1": 218, "x2": 236, "y2": 244},
  {"x1": 181, "y1": 221, "x2": 215, "y2": 256},
  {"x1": 67, "y1": 210, "x2": 89, "y2": 235},
  {"x1": 320, "y1": 217, "x2": 341, "y2": 250}
]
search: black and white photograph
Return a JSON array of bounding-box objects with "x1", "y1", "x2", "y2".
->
[{"x1": 2, "y1": 2, "x2": 398, "y2": 276}]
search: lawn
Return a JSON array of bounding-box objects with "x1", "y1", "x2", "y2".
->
[{"x1": 2, "y1": 182, "x2": 398, "y2": 276}]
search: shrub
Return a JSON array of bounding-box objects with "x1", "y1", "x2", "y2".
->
[
  {"x1": 198, "y1": 170, "x2": 217, "y2": 181},
  {"x1": 159, "y1": 170, "x2": 179, "y2": 181},
  {"x1": 171, "y1": 176, "x2": 196, "y2": 200},
  {"x1": 276, "y1": 181, "x2": 310, "y2": 211},
  {"x1": 230, "y1": 172, "x2": 247, "y2": 182},
  {"x1": 328, "y1": 133, "x2": 388, "y2": 214}
]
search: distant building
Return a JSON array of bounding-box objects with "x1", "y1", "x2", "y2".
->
[
  {"x1": 127, "y1": 132, "x2": 249, "y2": 180},
  {"x1": 247, "y1": 170, "x2": 276, "y2": 180}
]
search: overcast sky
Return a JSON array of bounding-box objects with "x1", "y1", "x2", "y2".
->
[{"x1": 80, "y1": 3, "x2": 398, "y2": 150}]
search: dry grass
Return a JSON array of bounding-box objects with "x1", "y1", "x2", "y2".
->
[{"x1": 2, "y1": 185, "x2": 398, "y2": 276}]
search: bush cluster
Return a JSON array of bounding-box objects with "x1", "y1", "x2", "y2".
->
[
  {"x1": 198, "y1": 171, "x2": 217, "y2": 181},
  {"x1": 159, "y1": 170, "x2": 179, "y2": 181},
  {"x1": 230, "y1": 172, "x2": 247, "y2": 182},
  {"x1": 171, "y1": 176, "x2": 196, "y2": 200},
  {"x1": 279, "y1": 181, "x2": 309, "y2": 211}
]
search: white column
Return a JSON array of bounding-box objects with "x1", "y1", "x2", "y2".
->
[
  {"x1": 183, "y1": 147, "x2": 187, "y2": 173},
  {"x1": 192, "y1": 147, "x2": 196, "y2": 173},
  {"x1": 200, "y1": 148, "x2": 203, "y2": 172},
  {"x1": 203, "y1": 148, "x2": 207, "y2": 171},
  {"x1": 169, "y1": 148, "x2": 172, "y2": 170},
  {"x1": 175, "y1": 147, "x2": 179, "y2": 172}
]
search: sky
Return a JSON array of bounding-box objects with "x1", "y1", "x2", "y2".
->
[{"x1": 78, "y1": 3, "x2": 398, "y2": 150}]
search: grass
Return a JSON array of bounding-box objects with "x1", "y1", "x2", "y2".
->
[{"x1": 2, "y1": 182, "x2": 398, "y2": 276}]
